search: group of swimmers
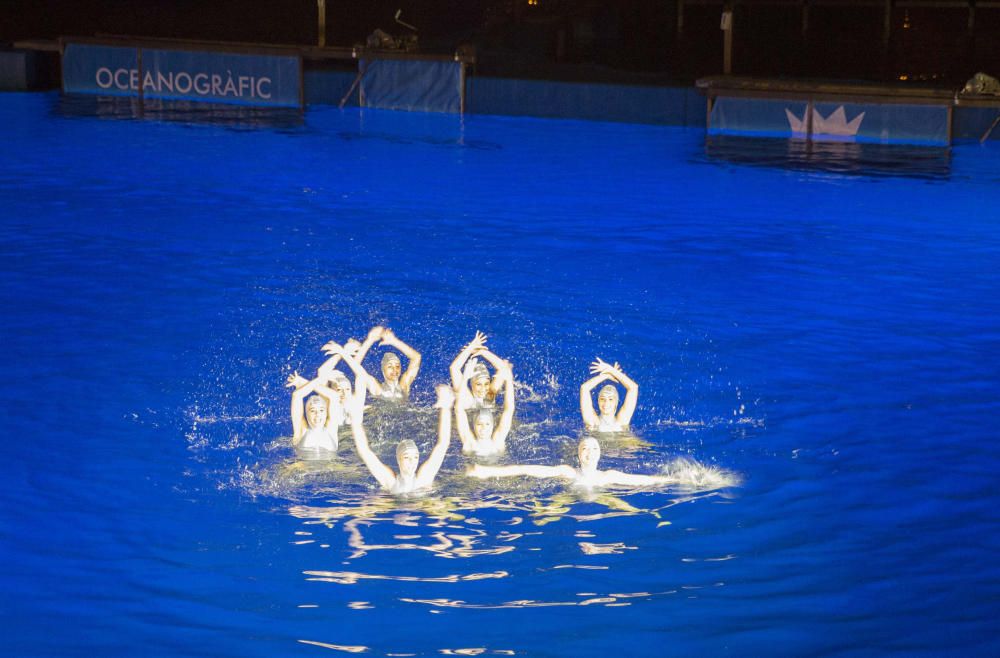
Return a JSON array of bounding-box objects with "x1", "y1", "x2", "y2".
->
[{"x1": 286, "y1": 326, "x2": 686, "y2": 495}]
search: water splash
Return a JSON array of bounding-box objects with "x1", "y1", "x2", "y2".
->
[{"x1": 660, "y1": 456, "x2": 741, "y2": 491}]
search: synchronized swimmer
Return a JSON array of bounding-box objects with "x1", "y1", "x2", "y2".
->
[
  {"x1": 286, "y1": 326, "x2": 730, "y2": 494},
  {"x1": 450, "y1": 331, "x2": 515, "y2": 457}
]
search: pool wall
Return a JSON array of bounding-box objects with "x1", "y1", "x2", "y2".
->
[
  {"x1": 304, "y1": 67, "x2": 706, "y2": 127},
  {"x1": 0, "y1": 50, "x2": 39, "y2": 90},
  {"x1": 5, "y1": 42, "x2": 999, "y2": 137},
  {"x1": 300, "y1": 66, "x2": 1000, "y2": 137}
]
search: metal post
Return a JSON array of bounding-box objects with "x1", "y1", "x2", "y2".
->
[
  {"x1": 882, "y1": 0, "x2": 892, "y2": 81},
  {"x1": 806, "y1": 99, "x2": 814, "y2": 139},
  {"x1": 340, "y1": 60, "x2": 368, "y2": 109},
  {"x1": 317, "y1": 0, "x2": 326, "y2": 48},
  {"x1": 800, "y1": 0, "x2": 809, "y2": 77},
  {"x1": 722, "y1": 4, "x2": 733, "y2": 76},
  {"x1": 136, "y1": 47, "x2": 144, "y2": 117},
  {"x1": 459, "y1": 62, "x2": 467, "y2": 115}
]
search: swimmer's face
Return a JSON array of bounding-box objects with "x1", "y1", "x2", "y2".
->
[
  {"x1": 578, "y1": 439, "x2": 601, "y2": 473},
  {"x1": 382, "y1": 360, "x2": 401, "y2": 382},
  {"x1": 397, "y1": 448, "x2": 419, "y2": 477},
  {"x1": 474, "y1": 412, "x2": 495, "y2": 441},
  {"x1": 598, "y1": 390, "x2": 619, "y2": 416},
  {"x1": 471, "y1": 376, "x2": 490, "y2": 399},
  {"x1": 306, "y1": 400, "x2": 327, "y2": 428},
  {"x1": 334, "y1": 383, "x2": 350, "y2": 404}
]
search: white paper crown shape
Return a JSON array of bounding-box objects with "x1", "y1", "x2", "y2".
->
[{"x1": 785, "y1": 105, "x2": 866, "y2": 138}]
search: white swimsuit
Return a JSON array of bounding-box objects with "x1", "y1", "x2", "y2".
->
[
  {"x1": 380, "y1": 381, "x2": 405, "y2": 400},
  {"x1": 391, "y1": 474, "x2": 417, "y2": 494},
  {"x1": 471, "y1": 395, "x2": 494, "y2": 410},
  {"x1": 298, "y1": 427, "x2": 338, "y2": 456},
  {"x1": 467, "y1": 438, "x2": 503, "y2": 457},
  {"x1": 596, "y1": 415, "x2": 624, "y2": 433}
]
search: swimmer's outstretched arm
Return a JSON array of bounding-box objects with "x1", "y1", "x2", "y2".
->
[
  {"x1": 317, "y1": 337, "x2": 362, "y2": 382},
  {"x1": 450, "y1": 331, "x2": 487, "y2": 399},
  {"x1": 287, "y1": 373, "x2": 311, "y2": 444},
  {"x1": 454, "y1": 391, "x2": 478, "y2": 453},
  {"x1": 600, "y1": 470, "x2": 674, "y2": 487},
  {"x1": 351, "y1": 326, "x2": 385, "y2": 366},
  {"x1": 492, "y1": 361, "x2": 516, "y2": 450},
  {"x1": 454, "y1": 357, "x2": 480, "y2": 412},
  {"x1": 349, "y1": 415, "x2": 396, "y2": 490},
  {"x1": 347, "y1": 364, "x2": 369, "y2": 420},
  {"x1": 467, "y1": 463, "x2": 576, "y2": 480},
  {"x1": 580, "y1": 369, "x2": 615, "y2": 428},
  {"x1": 381, "y1": 328, "x2": 421, "y2": 394},
  {"x1": 325, "y1": 342, "x2": 383, "y2": 397},
  {"x1": 414, "y1": 386, "x2": 455, "y2": 489}
]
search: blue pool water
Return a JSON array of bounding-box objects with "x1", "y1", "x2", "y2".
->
[{"x1": 2, "y1": 92, "x2": 999, "y2": 656}]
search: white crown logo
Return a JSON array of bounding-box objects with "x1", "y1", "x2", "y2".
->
[{"x1": 785, "y1": 105, "x2": 865, "y2": 138}]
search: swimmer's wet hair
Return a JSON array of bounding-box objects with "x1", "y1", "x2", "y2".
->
[
  {"x1": 382, "y1": 352, "x2": 401, "y2": 368},
  {"x1": 306, "y1": 395, "x2": 327, "y2": 410}
]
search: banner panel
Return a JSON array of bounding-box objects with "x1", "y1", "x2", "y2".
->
[
  {"x1": 360, "y1": 59, "x2": 461, "y2": 113},
  {"x1": 62, "y1": 43, "x2": 301, "y2": 107},
  {"x1": 63, "y1": 44, "x2": 137, "y2": 97},
  {"x1": 709, "y1": 97, "x2": 809, "y2": 138},
  {"x1": 709, "y1": 95, "x2": 950, "y2": 145},
  {"x1": 812, "y1": 102, "x2": 948, "y2": 146}
]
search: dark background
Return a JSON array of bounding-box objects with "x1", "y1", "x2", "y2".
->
[{"x1": 4, "y1": 0, "x2": 1000, "y2": 86}]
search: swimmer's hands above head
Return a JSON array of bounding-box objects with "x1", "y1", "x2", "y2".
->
[
  {"x1": 321, "y1": 341, "x2": 344, "y2": 356},
  {"x1": 467, "y1": 331, "x2": 488, "y2": 351},
  {"x1": 478, "y1": 354, "x2": 513, "y2": 377},
  {"x1": 322, "y1": 338, "x2": 362, "y2": 358},
  {"x1": 434, "y1": 384, "x2": 456, "y2": 409},
  {"x1": 286, "y1": 372, "x2": 309, "y2": 389},
  {"x1": 378, "y1": 327, "x2": 401, "y2": 347},
  {"x1": 590, "y1": 358, "x2": 623, "y2": 378}
]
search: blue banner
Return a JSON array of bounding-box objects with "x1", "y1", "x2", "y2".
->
[
  {"x1": 360, "y1": 59, "x2": 462, "y2": 113},
  {"x1": 709, "y1": 96, "x2": 808, "y2": 139},
  {"x1": 709, "y1": 95, "x2": 949, "y2": 146},
  {"x1": 63, "y1": 42, "x2": 301, "y2": 107}
]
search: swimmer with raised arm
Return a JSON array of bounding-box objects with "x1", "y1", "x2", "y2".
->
[
  {"x1": 454, "y1": 350, "x2": 515, "y2": 456},
  {"x1": 450, "y1": 331, "x2": 510, "y2": 410},
  {"x1": 350, "y1": 385, "x2": 455, "y2": 494},
  {"x1": 580, "y1": 358, "x2": 639, "y2": 433},
  {"x1": 343, "y1": 326, "x2": 421, "y2": 401},
  {"x1": 315, "y1": 337, "x2": 367, "y2": 425},
  {"x1": 286, "y1": 372, "x2": 341, "y2": 458},
  {"x1": 468, "y1": 437, "x2": 674, "y2": 489}
]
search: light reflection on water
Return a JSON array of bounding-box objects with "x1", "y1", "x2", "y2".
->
[{"x1": 279, "y1": 474, "x2": 736, "y2": 619}]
